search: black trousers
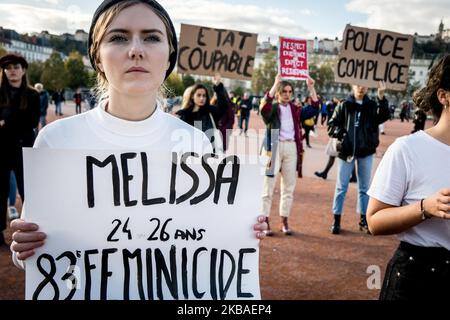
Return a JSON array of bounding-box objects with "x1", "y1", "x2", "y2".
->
[
  {"x1": 0, "y1": 145, "x2": 25, "y2": 232},
  {"x1": 380, "y1": 241, "x2": 450, "y2": 300}
]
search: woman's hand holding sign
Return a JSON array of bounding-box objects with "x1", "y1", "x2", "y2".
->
[{"x1": 10, "y1": 219, "x2": 46, "y2": 260}]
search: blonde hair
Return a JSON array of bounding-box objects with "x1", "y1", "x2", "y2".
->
[
  {"x1": 275, "y1": 81, "x2": 294, "y2": 101},
  {"x1": 89, "y1": 0, "x2": 175, "y2": 105},
  {"x1": 181, "y1": 85, "x2": 195, "y2": 110}
]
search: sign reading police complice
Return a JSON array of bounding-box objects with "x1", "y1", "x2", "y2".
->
[
  {"x1": 23, "y1": 149, "x2": 262, "y2": 300},
  {"x1": 178, "y1": 24, "x2": 258, "y2": 81},
  {"x1": 335, "y1": 25, "x2": 413, "y2": 91}
]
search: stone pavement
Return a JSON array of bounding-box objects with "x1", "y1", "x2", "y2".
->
[{"x1": 0, "y1": 102, "x2": 425, "y2": 299}]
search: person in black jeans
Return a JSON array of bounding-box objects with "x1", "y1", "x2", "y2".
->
[
  {"x1": 238, "y1": 92, "x2": 252, "y2": 136},
  {"x1": 0, "y1": 54, "x2": 40, "y2": 245},
  {"x1": 367, "y1": 54, "x2": 450, "y2": 300}
]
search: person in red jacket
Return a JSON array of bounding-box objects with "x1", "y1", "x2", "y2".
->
[{"x1": 260, "y1": 74, "x2": 319, "y2": 236}]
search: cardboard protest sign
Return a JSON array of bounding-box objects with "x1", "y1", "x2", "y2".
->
[
  {"x1": 334, "y1": 25, "x2": 413, "y2": 91},
  {"x1": 178, "y1": 24, "x2": 258, "y2": 81},
  {"x1": 278, "y1": 37, "x2": 308, "y2": 80},
  {"x1": 23, "y1": 149, "x2": 263, "y2": 300}
]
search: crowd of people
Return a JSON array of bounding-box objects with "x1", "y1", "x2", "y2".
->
[{"x1": 0, "y1": 0, "x2": 448, "y2": 301}]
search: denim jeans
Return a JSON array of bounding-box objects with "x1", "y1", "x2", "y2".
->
[
  {"x1": 55, "y1": 102, "x2": 62, "y2": 115},
  {"x1": 9, "y1": 171, "x2": 16, "y2": 206},
  {"x1": 332, "y1": 154, "x2": 374, "y2": 215},
  {"x1": 380, "y1": 242, "x2": 450, "y2": 300},
  {"x1": 239, "y1": 113, "x2": 250, "y2": 133}
]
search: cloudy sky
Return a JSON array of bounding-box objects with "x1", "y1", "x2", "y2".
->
[{"x1": 0, "y1": 0, "x2": 448, "y2": 42}]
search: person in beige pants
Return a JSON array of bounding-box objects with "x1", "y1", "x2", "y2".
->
[{"x1": 260, "y1": 75, "x2": 319, "y2": 235}]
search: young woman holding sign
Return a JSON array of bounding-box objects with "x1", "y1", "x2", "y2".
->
[
  {"x1": 10, "y1": 0, "x2": 266, "y2": 267},
  {"x1": 367, "y1": 54, "x2": 450, "y2": 300},
  {"x1": 260, "y1": 75, "x2": 319, "y2": 236}
]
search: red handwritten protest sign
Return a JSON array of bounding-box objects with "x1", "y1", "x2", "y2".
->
[{"x1": 278, "y1": 37, "x2": 308, "y2": 80}]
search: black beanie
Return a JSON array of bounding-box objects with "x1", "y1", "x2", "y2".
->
[{"x1": 88, "y1": 0, "x2": 178, "y2": 80}]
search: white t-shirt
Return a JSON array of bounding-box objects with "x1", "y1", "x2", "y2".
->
[
  {"x1": 34, "y1": 103, "x2": 212, "y2": 152},
  {"x1": 13, "y1": 103, "x2": 212, "y2": 268},
  {"x1": 368, "y1": 130, "x2": 450, "y2": 249},
  {"x1": 279, "y1": 104, "x2": 295, "y2": 141}
]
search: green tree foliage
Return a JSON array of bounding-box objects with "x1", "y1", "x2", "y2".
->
[
  {"x1": 251, "y1": 51, "x2": 277, "y2": 96},
  {"x1": 65, "y1": 51, "x2": 89, "y2": 89},
  {"x1": 308, "y1": 63, "x2": 335, "y2": 93},
  {"x1": 234, "y1": 87, "x2": 245, "y2": 97},
  {"x1": 164, "y1": 73, "x2": 184, "y2": 97},
  {"x1": 40, "y1": 52, "x2": 67, "y2": 91},
  {"x1": 0, "y1": 46, "x2": 7, "y2": 57},
  {"x1": 182, "y1": 74, "x2": 195, "y2": 90},
  {"x1": 27, "y1": 61, "x2": 45, "y2": 85}
]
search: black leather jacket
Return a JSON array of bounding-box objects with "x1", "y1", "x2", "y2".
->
[{"x1": 328, "y1": 94, "x2": 390, "y2": 161}]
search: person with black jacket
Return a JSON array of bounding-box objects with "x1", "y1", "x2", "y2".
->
[
  {"x1": 177, "y1": 74, "x2": 230, "y2": 153},
  {"x1": 34, "y1": 83, "x2": 49, "y2": 128},
  {"x1": 327, "y1": 81, "x2": 390, "y2": 235},
  {"x1": 238, "y1": 92, "x2": 252, "y2": 136},
  {"x1": 0, "y1": 54, "x2": 40, "y2": 245}
]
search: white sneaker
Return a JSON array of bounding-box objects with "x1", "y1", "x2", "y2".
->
[{"x1": 8, "y1": 206, "x2": 19, "y2": 220}]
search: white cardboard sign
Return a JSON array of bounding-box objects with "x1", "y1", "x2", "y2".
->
[{"x1": 23, "y1": 149, "x2": 262, "y2": 300}]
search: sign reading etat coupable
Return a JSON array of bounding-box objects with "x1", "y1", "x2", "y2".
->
[
  {"x1": 335, "y1": 25, "x2": 414, "y2": 91},
  {"x1": 177, "y1": 24, "x2": 258, "y2": 81}
]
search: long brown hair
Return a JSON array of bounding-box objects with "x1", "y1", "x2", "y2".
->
[
  {"x1": 413, "y1": 54, "x2": 450, "y2": 121},
  {"x1": 186, "y1": 84, "x2": 211, "y2": 112},
  {"x1": 275, "y1": 81, "x2": 294, "y2": 102},
  {"x1": 0, "y1": 67, "x2": 32, "y2": 110}
]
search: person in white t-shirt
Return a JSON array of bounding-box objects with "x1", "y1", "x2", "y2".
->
[
  {"x1": 367, "y1": 54, "x2": 450, "y2": 300},
  {"x1": 9, "y1": 0, "x2": 267, "y2": 270}
]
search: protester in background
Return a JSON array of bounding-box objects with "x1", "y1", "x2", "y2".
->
[
  {"x1": 0, "y1": 53, "x2": 40, "y2": 245},
  {"x1": 260, "y1": 75, "x2": 319, "y2": 236},
  {"x1": 177, "y1": 76, "x2": 230, "y2": 153},
  {"x1": 367, "y1": 54, "x2": 450, "y2": 300},
  {"x1": 52, "y1": 89, "x2": 65, "y2": 116},
  {"x1": 10, "y1": 0, "x2": 266, "y2": 266},
  {"x1": 327, "y1": 97, "x2": 338, "y2": 123},
  {"x1": 301, "y1": 96, "x2": 316, "y2": 148},
  {"x1": 389, "y1": 104, "x2": 396, "y2": 120},
  {"x1": 327, "y1": 81, "x2": 390, "y2": 235},
  {"x1": 238, "y1": 92, "x2": 252, "y2": 136},
  {"x1": 214, "y1": 92, "x2": 235, "y2": 152},
  {"x1": 320, "y1": 99, "x2": 328, "y2": 126},
  {"x1": 252, "y1": 96, "x2": 260, "y2": 114},
  {"x1": 399, "y1": 100, "x2": 409, "y2": 122},
  {"x1": 34, "y1": 83, "x2": 49, "y2": 128},
  {"x1": 73, "y1": 88, "x2": 83, "y2": 114}
]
